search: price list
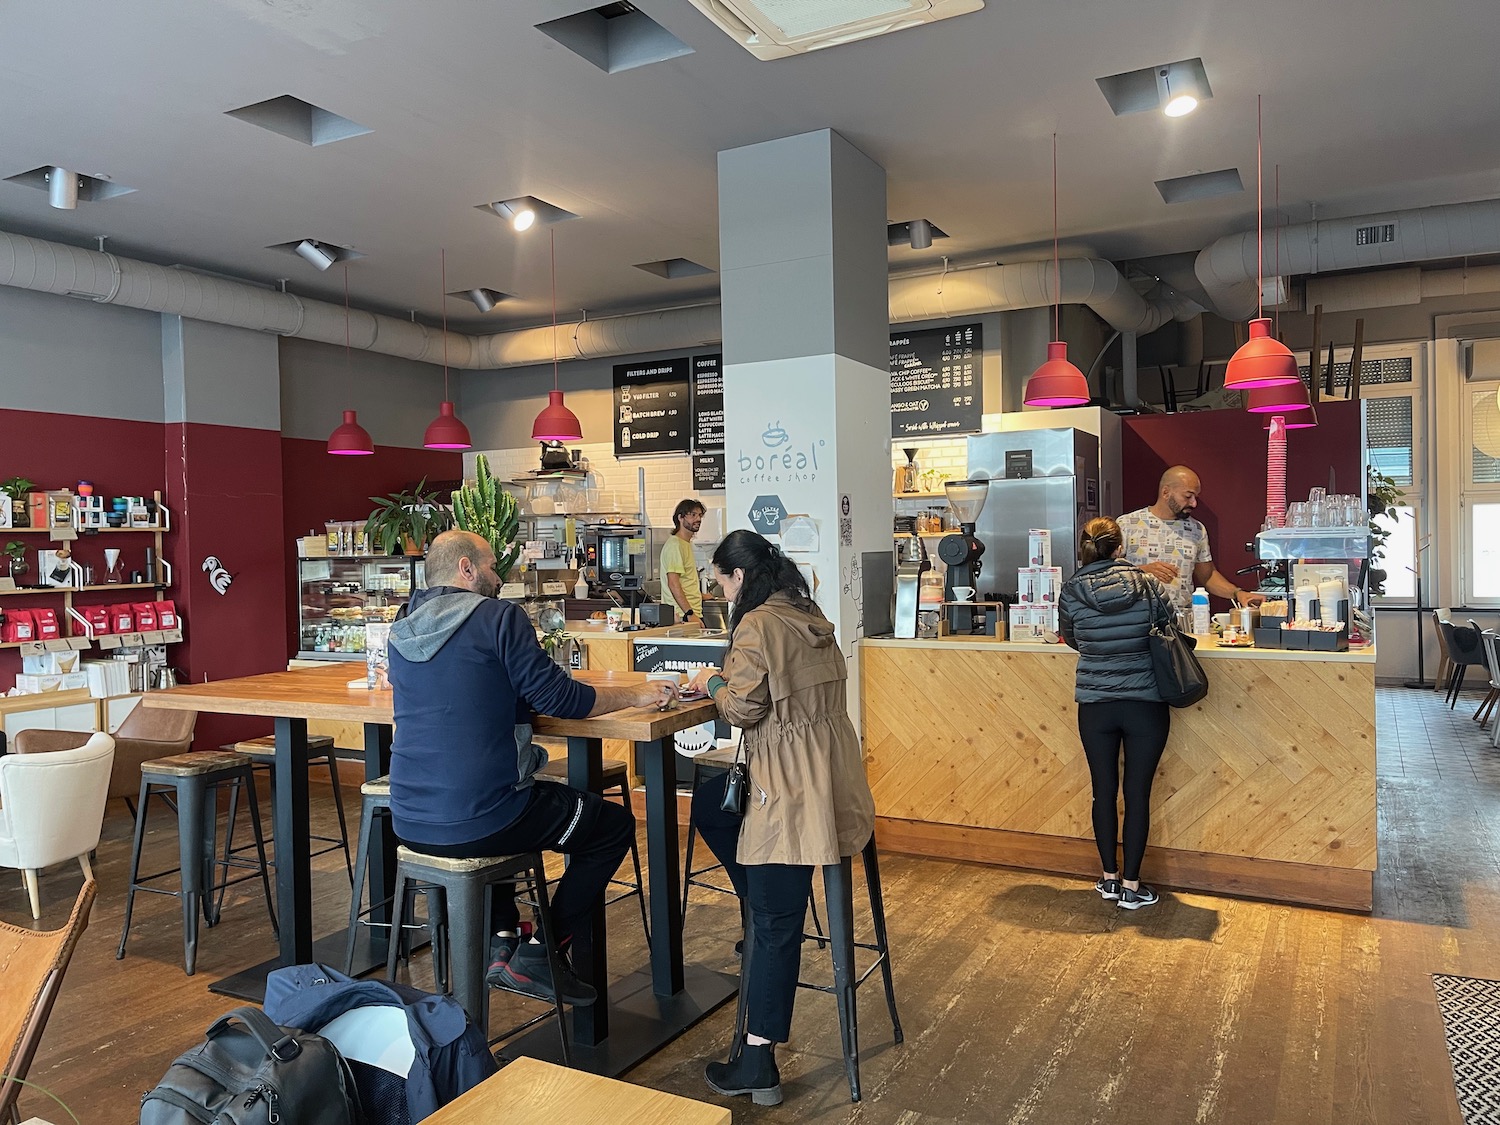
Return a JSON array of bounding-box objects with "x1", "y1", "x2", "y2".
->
[{"x1": 889, "y1": 323, "x2": 982, "y2": 439}]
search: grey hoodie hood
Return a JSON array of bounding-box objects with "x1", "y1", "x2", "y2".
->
[
  {"x1": 389, "y1": 586, "x2": 490, "y2": 662},
  {"x1": 1070, "y1": 559, "x2": 1151, "y2": 615}
]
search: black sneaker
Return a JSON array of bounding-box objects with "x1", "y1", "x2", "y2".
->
[
  {"x1": 1118, "y1": 884, "x2": 1159, "y2": 910},
  {"x1": 492, "y1": 941, "x2": 597, "y2": 1005},
  {"x1": 705, "y1": 1043, "x2": 782, "y2": 1106},
  {"x1": 1095, "y1": 878, "x2": 1122, "y2": 901},
  {"x1": 485, "y1": 932, "x2": 520, "y2": 986}
]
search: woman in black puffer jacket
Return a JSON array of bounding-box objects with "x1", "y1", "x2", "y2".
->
[{"x1": 1058, "y1": 516, "x2": 1176, "y2": 910}]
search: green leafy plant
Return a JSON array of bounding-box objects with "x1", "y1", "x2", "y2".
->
[
  {"x1": 1367, "y1": 466, "x2": 1407, "y2": 597},
  {"x1": 0, "y1": 476, "x2": 36, "y2": 500},
  {"x1": 5, "y1": 540, "x2": 28, "y2": 578},
  {"x1": 365, "y1": 479, "x2": 453, "y2": 556},
  {"x1": 451, "y1": 454, "x2": 522, "y2": 579}
]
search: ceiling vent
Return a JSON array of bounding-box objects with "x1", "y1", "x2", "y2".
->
[
  {"x1": 1355, "y1": 222, "x2": 1397, "y2": 247},
  {"x1": 225, "y1": 95, "x2": 371, "y2": 147},
  {"x1": 1154, "y1": 168, "x2": 1243, "y2": 205},
  {"x1": 684, "y1": 0, "x2": 984, "y2": 60},
  {"x1": 536, "y1": 3, "x2": 694, "y2": 74},
  {"x1": 634, "y1": 258, "x2": 715, "y2": 279}
]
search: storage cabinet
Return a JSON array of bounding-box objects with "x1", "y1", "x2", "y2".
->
[{"x1": 296, "y1": 555, "x2": 425, "y2": 661}]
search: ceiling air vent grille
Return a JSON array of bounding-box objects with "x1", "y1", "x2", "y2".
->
[
  {"x1": 685, "y1": 0, "x2": 983, "y2": 59},
  {"x1": 1355, "y1": 223, "x2": 1397, "y2": 247}
]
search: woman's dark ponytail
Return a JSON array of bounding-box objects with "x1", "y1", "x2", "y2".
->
[
  {"x1": 712, "y1": 529, "x2": 812, "y2": 633},
  {"x1": 1078, "y1": 516, "x2": 1123, "y2": 566}
]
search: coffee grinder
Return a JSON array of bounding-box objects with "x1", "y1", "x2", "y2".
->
[{"x1": 937, "y1": 478, "x2": 991, "y2": 634}]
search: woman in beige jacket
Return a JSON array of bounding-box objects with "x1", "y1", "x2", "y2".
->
[{"x1": 687, "y1": 529, "x2": 876, "y2": 1106}]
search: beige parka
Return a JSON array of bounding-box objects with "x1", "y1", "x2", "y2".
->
[{"x1": 710, "y1": 591, "x2": 876, "y2": 867}]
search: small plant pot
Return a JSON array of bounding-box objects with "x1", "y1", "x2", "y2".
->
[{"x1": 402, "y1": 536, "x2": 423, "y2": 556}]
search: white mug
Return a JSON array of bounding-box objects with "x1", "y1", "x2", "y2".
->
[{"x1": 952, "y1": 586, "x2": 975, "y2": 602}]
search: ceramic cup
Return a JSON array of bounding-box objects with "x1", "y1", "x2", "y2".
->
[{"x1": 952, "y1": 586, "x2": 976, "y2": 602}]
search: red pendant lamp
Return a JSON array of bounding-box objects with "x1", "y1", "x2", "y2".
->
[
  {"x1": 328, "y1": 266, "x2": 374, "y2": 455},
  {"x1": 423, "y1": 248, "x2": 472, "y2": 450},
  {"x1": 531, "y1": 228, "x2": 583, "y2": 442},
  {"x1": 1024, "y1": 134, "x2": 1090, "y2": 408},
  {"x1": 1225, "y1": 97, "x2": 1300, "y2": 391}
]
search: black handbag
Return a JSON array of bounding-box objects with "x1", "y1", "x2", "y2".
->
[
  {"x1": 719, "y1": 743, "x2": 749, "y2": 816},
  {"x1": 1144, "y1": 582, "x2": 1210, "y2": 708}
]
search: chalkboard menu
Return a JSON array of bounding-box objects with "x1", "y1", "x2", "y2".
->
[
  {"x1": 889, "y1": 323, "x2": 982, "y2": 439},
  {"x1": 691, "y1": 353, "x2": 724, "y2": 451},
  {"x1": 614, "y1": 357, "x2": 690, "y2": 457},
  {"x1": 693, "y1": 453, "x2": 726, "y2": 491}
]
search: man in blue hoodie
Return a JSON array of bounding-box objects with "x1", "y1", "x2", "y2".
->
[{"x1": 388, "y1": 530, "x2": 675, "y2": 1006}]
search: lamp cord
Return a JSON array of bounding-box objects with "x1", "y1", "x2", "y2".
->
[
  {"x1": 440, "y1": 248, "x2": 449, "y2": 401},
  {"x1": 1274, "y1": 163, "x2": 1281, "y2": 337},
  {"x1": 1052, "y1": 132, "x2": 1060, "y2": 340},
  {"x1": 342, "y1": 264, "x2": 351, "y2": 372},
  {"x1": 1256, "y1": 95, "x2": 1263, "y2": 321},
  {"x1": 551, "y1": 227, "x2": 559, "y2": 389}
]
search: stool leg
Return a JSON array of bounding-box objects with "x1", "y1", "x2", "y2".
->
[
  {"x1": 823, "y1": 858, "x2": 861, "y2": 1102},
  {"x1": 211, "y1": 777, "x2": 240, "y2": 927},
  {"x1": 808, "y1": 893, "x2": 828, "y2": 949},
  {"x1": 343, "y1": 797, "x2": 378, "y2": 975},
  {"x1": 177, "y1": 778, "x2": 208, "y2": 975},
  {"x1": 527, "y1": 858, "x2": 573, "y2": 1069},
  {"x1": 242, "y1": 770, "x2": 278, "y2": 936},
  {"x1": 616, "y1": 779, "x2": 651, "y2": 948},
  {"x1": 444, "y1": 874, "x2": 489, "y2": 1039},
  {"x1": 324, "y1": 754, "x2": 354, "y2": 883},
  {"x1": 861, "y1": 839, "x2": 902, "y2": 1044},
  {"x1": 117, "y1": 777, "x2": 153, "y2": 960},
  {"x1": 682, "y1": 761, "x2": 700, "y2": 921},
  {"x1": 729, "y1": 909, "x2": 755, "y2": 1063},
  {"x1": 385, "y1": 870, "x2": 412, "y2": 982},
  {"x1": 427, "y1": 886, "x2": 449, "y2": 993}
]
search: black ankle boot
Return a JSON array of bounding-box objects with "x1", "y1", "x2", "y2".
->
[{"x1": 705, "y1": 1042, "x2": 782, "y2": 1106}]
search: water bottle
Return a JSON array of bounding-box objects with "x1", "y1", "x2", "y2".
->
[{"x1": 1191, "y1": 586, "x2": 1210, "y2": 634}]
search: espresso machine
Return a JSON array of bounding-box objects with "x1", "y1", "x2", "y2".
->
[{"x1": 937, "y1": 478, "x2": 992, "y2": 635}]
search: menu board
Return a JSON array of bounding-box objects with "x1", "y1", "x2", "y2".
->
[
  {"x1": 691, "y1": 353, "x2": 724, "y2": 451},
  {"x1": 693, "y1": 453, "x2": 726, "y2": 491},
  {"x1": 889, "y1": 323, "x2": 982, "y2": 439},
  {"x1": 613, "y1": 357, "x2": 690, "y2": 457}
]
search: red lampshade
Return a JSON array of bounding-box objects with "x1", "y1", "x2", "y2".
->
[
  {"x1": 1225, "y1": 318, "x2": 1300, "y2": 389},
  {"x1": 423, "y1": 400, "x2": 472, "y2": 450},
  {"x1": 1023, "y1": 341, "x2": 1091, "y2": 407},
  {"x1": 1264, "y1": 406, "x2": 1318, "y2": 430},
  {"x1": 531, "y1": 389, "x2": 583, "y2": 442},
  {"x1": 1245, "y1": 373, "x2": 1311, "y2": 413},
  {"x1": 327, "y1": 409, "x2": 374, "y2": 455}
]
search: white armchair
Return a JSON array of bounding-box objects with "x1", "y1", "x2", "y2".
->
[{"x1": 0, "y1": 732, "x2": 115, "y2": 918}]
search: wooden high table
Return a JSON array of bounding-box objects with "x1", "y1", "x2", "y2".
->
[{"x1": 145, "y1": 664, "x2": 736, "y2": 1074}]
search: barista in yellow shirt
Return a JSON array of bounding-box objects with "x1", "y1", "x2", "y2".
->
[{"x1": 661, "y1": 498, "x2": 705, "y2": 622}]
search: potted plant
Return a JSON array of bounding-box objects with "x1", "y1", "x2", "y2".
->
[
  {"x1": 365, "y1": 479, "x2": 453, "y2": 556},
  {"x1": 5, "y1": 540, "x2": 29, "y2": 582},
  {"x1": 451, "y1": 454, "x2": 522, "y2": 581},
  {"x1": 1, "y1": 477, "x2": 36, "y2": 528},
  {"x1": 1367, "y1": 466, "x2": 1406, "y2": 597}
]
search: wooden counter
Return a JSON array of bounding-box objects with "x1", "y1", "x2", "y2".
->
[{"x1": 860, "y1": 635, "x2": 1377, "y2": 910}]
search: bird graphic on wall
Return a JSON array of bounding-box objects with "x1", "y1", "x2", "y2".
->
[{"x1": 202, "y1": 556, "x2": 233, "y2": 595}]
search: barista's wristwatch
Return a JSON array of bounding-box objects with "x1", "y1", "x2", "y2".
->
[
  {"x1": 1230, "y1": 591, "x2": 1246, "y2": 608},
  {"x1": 683, "y1": 610, "x2": 696, "y2": 621}
]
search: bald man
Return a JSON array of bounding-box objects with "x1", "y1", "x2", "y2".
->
[
  {"x1": 1117, "y1": 466, "x2": 1264, "y2": 612},
  {"x1": 387, "y1": 530, "x2": 675, "y2": 1008}
]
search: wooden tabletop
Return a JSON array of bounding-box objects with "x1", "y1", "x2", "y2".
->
[
  {"x1": 423, "y1": 1057, "x2": 730, "y2": 1125},
  {"x1": 142, "y1": 662, "x2": 718, "y2": 741}
]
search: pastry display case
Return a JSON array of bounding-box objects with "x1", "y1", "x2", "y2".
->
[{"x1": 296, "y1": 555, "x2": 424, "y2": 661}]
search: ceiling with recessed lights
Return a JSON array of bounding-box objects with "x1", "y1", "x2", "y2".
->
[{"x1": 2, "y1": 0, "x2": 1498, "y2": 336}]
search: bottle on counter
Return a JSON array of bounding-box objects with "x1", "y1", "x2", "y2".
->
[
  {"x1": 1191, "y1": 586, "x2": 1210, "y2": 634},
  {"x1": 573, "y1": 572, "x2": 589, "y2": 600}
]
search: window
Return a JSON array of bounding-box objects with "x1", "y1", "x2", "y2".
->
[
  {"x1": 1463, "y1": 383, "x2": 1500, "y2": 604},
  {"x1": 1367, "y1": 396, "x2": 1415, "y2": 486},
  {"x1": 1373, "y1": 505, "x2": 1417, "y2": 600},
  {"x1": 1472, "y1": 503, "x2": 1500, "y2": 601}
]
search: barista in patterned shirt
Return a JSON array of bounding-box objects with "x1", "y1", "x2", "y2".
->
[{"x1": 1117, "y1": 466, "x2": 1265, "y2": 612}]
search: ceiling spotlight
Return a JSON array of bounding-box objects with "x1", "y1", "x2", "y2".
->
[
  {"x1": 1158, "y1": 65, "x2": 1202, "y2": 117},
  {"x1": 908, "y1": 219, "x2": 933, "y2": 250},
  {"x1": 294, "y1": 239, "x2": 338, "y2": 271},
  {"x1": 46, "y1": 166, "x2": 79, "y2": 210},
  {"x1": 491, "y1": 201, "x2": 536, "y2": 232},
  {"x1": 468, "y1": 288, "x2": 497, "y2": 313}
]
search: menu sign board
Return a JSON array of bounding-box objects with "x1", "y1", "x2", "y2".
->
[
  {"x1": 691, "y1": 353, "x2": 724, "y2": 451},
  {"x1": 614, "y1": 358, "x2": 690, "y2": 457},
  {"x1": 693, "y1": 453, "x2": 726, "y2": 491},
  {"x1": 889, "y1": 323, "x2": 982, "y2": 439}
]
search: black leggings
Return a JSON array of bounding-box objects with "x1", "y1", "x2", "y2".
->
[{"x1": 1077, "y1": 700, "x2": 1171, "y2": 882}]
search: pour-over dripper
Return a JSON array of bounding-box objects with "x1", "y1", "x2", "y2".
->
[
  {"x1": 944, "y1": 478, "x2": 991, "y2": 526},
  {"x1": 103, "y1": 548, "x2": 124, "y2": 584}
]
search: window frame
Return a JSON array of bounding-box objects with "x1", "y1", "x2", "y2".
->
[{"x1": 1460, "y1": 378, "x2": 1500, "y2": 607}]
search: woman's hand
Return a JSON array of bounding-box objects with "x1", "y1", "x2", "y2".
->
[{"x1": 687, "y1": 666, "x2": 721, "y2": 693}]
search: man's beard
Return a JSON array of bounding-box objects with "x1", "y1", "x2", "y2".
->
[{"x1": 475, "y1": 570, "x2": 500, "y2": 598}]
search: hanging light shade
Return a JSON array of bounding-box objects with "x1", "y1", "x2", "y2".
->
[
  {"x1": 1024, "y1": 341, "x2": 1091, "y2": 407},
  {"x1": 328, "y1": 410, "x2": 374, "y2": 455},
  {"x1": 423, "y1": 401, "x2": 472, "y2": 450},
  {"x1": 1225, "y1": 317, "x2": 1301, "y2": 390},
  {"x1": 1473, "y1": 391, "x2": 1500, "y2": 458},
  {"x1": 1245, "y1": 372, "x2": 1311, "y2": 413},
  {"x1": 1265, "y1": 405, "x2": 1317, "y2": 430},
  {"x1": 531, "y1": 390, "x2": 582, "y2": 442}
]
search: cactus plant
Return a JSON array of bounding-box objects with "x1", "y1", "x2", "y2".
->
[{"x1": 452, "y1": 454, "x2": 522, "y2": 580}]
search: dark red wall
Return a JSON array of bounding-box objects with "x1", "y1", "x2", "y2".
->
[{"x1": 1120, "y1": 399, "x2": 1364, "y2": 605}]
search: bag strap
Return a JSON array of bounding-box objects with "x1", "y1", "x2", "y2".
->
[{"x1": 206, "y1": 1006, "x2": 304, "y2": 1063}]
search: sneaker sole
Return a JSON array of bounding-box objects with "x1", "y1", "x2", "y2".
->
[
  {"x1": 705, "y1": 1074, "x2": 783, "y2": 1106},
  {"x1": 1118, "y1": 896, "x2": 1158, "y2": 910},
  {"x1": 1096, "y1": 887, "x2": 1122, "y2": 901}
]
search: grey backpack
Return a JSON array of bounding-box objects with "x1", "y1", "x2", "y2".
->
[{"x1": 140, "y1": 1006, "x2": 363, "y2": 1125}]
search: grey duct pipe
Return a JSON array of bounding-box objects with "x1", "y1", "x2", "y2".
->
[{"x1": 1195, "y1": 198, "x2": 1500, "y2": 321}]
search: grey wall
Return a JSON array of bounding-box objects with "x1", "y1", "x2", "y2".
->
[
  {"x1": 279, "y1": 336, "x2": 461, "y2": 447},
  {"x1": 164, "y1": 318, "x2": 280, "y2": 429},
  {"x1": 0, "y1": 286, "x2": 167, "y2": 421}
]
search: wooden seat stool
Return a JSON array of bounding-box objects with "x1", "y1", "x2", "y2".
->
[{"x1": 118, "y1": 751, "x2": 277, "y2": 975}]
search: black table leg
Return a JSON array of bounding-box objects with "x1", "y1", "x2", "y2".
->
[
  {"x1": 638, "y1": 736, "x2": 685, "y2": 996},
  {"x1": 567, "y1": 734, "x2": 609, "y2": 1045},
  {"x1": 274, "y1": 715, "x2": 312, "y2": 964}
]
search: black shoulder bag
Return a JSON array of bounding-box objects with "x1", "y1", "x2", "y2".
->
[{"x1": 1143, "y1": 581, "x2": 1209, "y2": 707}]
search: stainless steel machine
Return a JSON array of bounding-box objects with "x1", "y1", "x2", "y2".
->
[
  {"x1": 964, "y1": 428, "x2": 1102, "y2": 597},
  {"x1": 582, "y1": 522, "x2": 651, "y2": 595}
]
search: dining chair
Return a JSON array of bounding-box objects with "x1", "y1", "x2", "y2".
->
[
  {"x1": 1438, "y1": 620, "x2": 1486, "y2": 710},
  {"x1": 0, "y1": 734, "x2": 114, "y2": 918},
  {"x1": 1477, "y1": 630, "x2": 1500, "y2": 732},
  {"x1": 1431, "y1": 609, "x2": 1454, "y2": 692},
  {"x1": 14, "y1": 704, "x2": 196, "y2": 812},
  {"x1": 0, "y1": 880, "x2": 95, "y2": 1125}
]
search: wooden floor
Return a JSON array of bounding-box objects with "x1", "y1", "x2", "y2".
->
[{"x1": 9, "y1": 683, "x2": 1500, "y2": 1124}]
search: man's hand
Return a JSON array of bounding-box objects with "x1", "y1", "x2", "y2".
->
[
  {"x1": 638, "y1": 680, "x2": 679, "y2": 710},
  {"x1": 588, "y1": 679, "x2": 679, "y2": 716},
  {"x1": 687, "y1": 666, "x2": 720, "y2": 692},
  {"x1": 1140, "y1": 561, "x2": 1179, "y2": 584},
  {"x1": 1236, "y1": 591, "x2": 1268, "y2": 609}
]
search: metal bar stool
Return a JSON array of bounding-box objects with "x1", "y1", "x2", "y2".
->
[
  {"x1": 385, "y1": 846, "x2": 571, "y2": 1065},
  {"x1": 343, "y1": 776, "x2": 447, "y2": 988},
  {"x1": 536, "y1": 754, "x2": 650, "y2": 944},
  {"x1": 729, "y1": 834, "x2": 902, "y2": 1103},
  {"x1": 117, "y1": 751, "x2": 277, "y2": 975},
  {"x1": 221, "y1": 734, "x2": 353, "y2": 881}
]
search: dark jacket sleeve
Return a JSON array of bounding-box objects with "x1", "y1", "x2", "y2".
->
[
  {"x1": 1058, "y1": 585, "x2": 1079, "y2": 650},
  {"x1": 494, "y1": 603, "x2": 597, "y2": 719}
]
